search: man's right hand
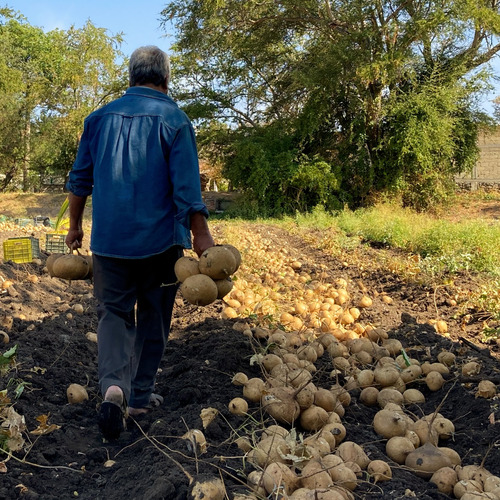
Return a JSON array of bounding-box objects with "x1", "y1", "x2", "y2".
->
[
  {"x1": 66, "y1": 192, "x2": 87, "y2": 251},
  {"x1": 65, "y1": 228, "x2": 84, "y2": 251}
]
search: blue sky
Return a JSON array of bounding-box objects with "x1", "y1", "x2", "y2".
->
[
  {"x1": 6, "y1": 1, "x2": 172, "y2": 56},
  {"x1": 5, "y1": 1, "x2": 500, "y2": 115}
]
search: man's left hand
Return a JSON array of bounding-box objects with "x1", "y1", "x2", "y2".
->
[{"x1": 193, "y1": 233, "x2": 215, "y2": 257}]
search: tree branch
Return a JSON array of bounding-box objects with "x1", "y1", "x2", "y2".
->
[{"x1": 469, "y1": 41, "x2": 500, "y2": 69}]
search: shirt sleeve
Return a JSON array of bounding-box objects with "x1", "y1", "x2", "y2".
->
[
  {"x1": 168, "y1": 121, "x2": 209, "y2": 229},
  {"x1": 66, "y1": 121, "x2": 94, "y2": 197}
]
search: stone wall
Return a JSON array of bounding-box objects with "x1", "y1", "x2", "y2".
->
[{"x1": 457, "y1": 128, "x2": 500, "y2": 189}]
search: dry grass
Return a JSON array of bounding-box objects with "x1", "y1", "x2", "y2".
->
[{"x1": 0, "y1": 193, "x2": 71, "y2": 220}]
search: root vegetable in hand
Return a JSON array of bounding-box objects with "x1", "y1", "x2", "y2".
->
[
  {"x1": 52, "y1": 254, "x2": 89, "y2": 280},
  {"x1": 180, "y1": 274, "x2": 218, "y2": 306},
  {"x1": 199, "y1": 246, "x2": 236, "y2": 279},
  {"x1": 174, "y1": 256, "x2": 200, "y2": 282}
]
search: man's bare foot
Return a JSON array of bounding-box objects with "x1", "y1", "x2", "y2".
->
[
  {"x1": 128, "y1": 393, "x2": 163, "y2": 417},
  {"x1": 128, "y1": 407, "x2": 149, "y2": 417}
]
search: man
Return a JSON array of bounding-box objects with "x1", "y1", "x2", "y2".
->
[{"x1": 65, "y1": 46, "x2": 214, "y2": 440}]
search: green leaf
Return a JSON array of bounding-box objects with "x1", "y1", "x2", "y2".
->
[
  {"x1": 14, "y1": 383, "x2": 25, "y2": 399},
  {"x1": 54, "y1": 197, "x2": 69, "y2": 231},
  {"x1": 401, "y1": 348, "x2": 411, "y2": 367},
  {"x1": 3, "y1": 345, "x2": 18, "y2": 359}
]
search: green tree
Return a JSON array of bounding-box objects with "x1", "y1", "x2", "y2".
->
[
  {"x1": 0, "y1": 9, "x2": 52, "y2": 191},
  {"x1": 0, "y1": 9, "x2": 126, "y2": 192},
  {"x1": 162, "y1": 0, "x2": 500, "y2": 212},
  {"x1": 30, "y1": 22, "x2": 127, "y2": 190}
]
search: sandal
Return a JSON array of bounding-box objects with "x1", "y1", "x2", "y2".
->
[
  {"x1": 149, "y1": 393, "x2": 164, "y2": 408},
  {"x1": 99, "y1": 389, "x2": 127, "y2": 441}
]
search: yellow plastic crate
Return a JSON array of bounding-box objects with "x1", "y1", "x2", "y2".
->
[
  {"x1": 45, "y1": 233, "x2": 67, "y2": 254},
  {"x1": 3, "y1": 237, "x2": 40, "y2": 263}
]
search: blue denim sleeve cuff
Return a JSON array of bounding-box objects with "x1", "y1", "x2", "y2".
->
[
  {"x1": 65, "y1": 179, "x2": 93, "y2": 198},
  {"x1": 175, "y1": 203, "x2": 209, "y2": 228}
]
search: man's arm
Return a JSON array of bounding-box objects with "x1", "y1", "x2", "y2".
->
[
  {"x1": 65, "y1": 192, "x2": 87, "y2": 250},
  {"x1": 190, "y1": 211, "x2": 214, "y2": 257}
]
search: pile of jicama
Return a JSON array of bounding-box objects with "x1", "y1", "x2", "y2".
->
[{"x1": 223, "y1": 322, "x2": 498, "y2": 500}]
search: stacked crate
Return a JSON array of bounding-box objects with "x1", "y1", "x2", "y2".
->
[{"x1": 3, "y1": 237, "x2": 40, "y2": 263}]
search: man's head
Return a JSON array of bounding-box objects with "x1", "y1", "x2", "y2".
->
[{"x1": 129, "y1": 46, "x2": 170, "y2": 90}]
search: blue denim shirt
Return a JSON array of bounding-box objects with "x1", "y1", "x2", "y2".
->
[{"x1": 67, "y1": 86, "x2": 208, "y2": 258}]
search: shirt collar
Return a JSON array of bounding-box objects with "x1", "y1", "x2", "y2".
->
[{"x1": 125, "y1": 86, "x2": 172, "y2": 102}]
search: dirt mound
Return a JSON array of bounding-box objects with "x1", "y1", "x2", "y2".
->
[{"x1": 0, "y1": 223, "x2": 499, "y2": 500}]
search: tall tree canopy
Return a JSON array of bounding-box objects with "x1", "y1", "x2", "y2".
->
[
  {"x1": 0, "y1": 9, "x2": 126, "y2": 192},
  {"x1": 162, "y1": 0, "x2": 500, "y2": 211}
]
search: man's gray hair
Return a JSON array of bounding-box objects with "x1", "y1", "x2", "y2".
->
[{"x1": 129, "y1": 46, "x2": 171, "y2": 87}]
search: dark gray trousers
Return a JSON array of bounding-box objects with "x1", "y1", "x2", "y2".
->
[{"x1": 92, "y1": 246, "x2": 182, "y2": 408}]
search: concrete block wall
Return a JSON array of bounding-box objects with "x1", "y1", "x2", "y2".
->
[{"x1": 456, "y1": 128, "x2": 500, "y2": 188}]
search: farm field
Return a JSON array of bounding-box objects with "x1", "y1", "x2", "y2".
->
[{"x1": 0, "y1": 193, "x2": 499, "y2": 500}]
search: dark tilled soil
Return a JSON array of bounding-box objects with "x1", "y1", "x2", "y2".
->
[{"x1": 0, "y1": 223, "x2": 499, "y2": 500}]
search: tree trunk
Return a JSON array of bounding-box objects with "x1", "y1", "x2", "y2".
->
[
  {"x1": 22, "y1": 118, "x2": 31, "y2": 192},
  {"x1": 1, "y1": 165, "x2": 17, "y2": 192}
]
